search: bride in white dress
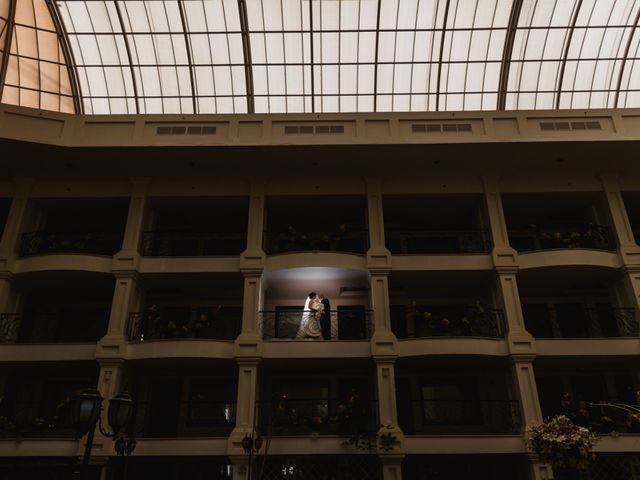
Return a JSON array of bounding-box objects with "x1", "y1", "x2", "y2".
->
[{"x1": 296, "y1": 292, "x2": 323, "y2": 339}]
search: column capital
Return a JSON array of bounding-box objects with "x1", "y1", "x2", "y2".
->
[{"x1": 239, "y1": 253, "x2": 265, "y2": 273}]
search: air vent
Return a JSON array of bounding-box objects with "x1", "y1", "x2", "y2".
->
[
  {"x1": 412, "y1": 123, "x2": 472, "y2": 133},
  {"x1": 539, "y1": 121, "x2": 601, "y2": 132},
  {"x1": 284, "y1": 125, "x2": 345, "y2": 135},
  {"x1": 156, "y1": 125, "x2": 216, "y2": 135}
]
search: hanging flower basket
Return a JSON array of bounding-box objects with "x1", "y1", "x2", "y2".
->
[{"x1": 527, "y1": 415, "x2": 597, "y2": 470}]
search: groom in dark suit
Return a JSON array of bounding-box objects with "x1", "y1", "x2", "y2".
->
[{"x1": 318, "y1": 293, "x2": 331, "y2": 340}]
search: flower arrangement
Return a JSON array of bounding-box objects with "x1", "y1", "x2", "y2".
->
[{"x1": 527, "y1": 415, "x2": 597, "y2": 470}]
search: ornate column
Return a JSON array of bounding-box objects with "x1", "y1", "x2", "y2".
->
[
  {"x1": 365, "y1": 179, "x2": 403, "y2": 474},
  {"x1": 98, "y1": 179, "x2": 148, "y2": 356},
  {"x1": 483, "y1": 178, "x2": 549, "y2": 480},
  {"x1": 0, "y1": 178, "x2": 33, "y2": 269},
  {"x1": 229, "y1": 181, "x2": 265, "y2": 463}
]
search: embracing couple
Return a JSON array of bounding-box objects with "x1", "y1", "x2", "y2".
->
[{"x1": 296, "y1": 291, "x2": 331, "y2": 340}]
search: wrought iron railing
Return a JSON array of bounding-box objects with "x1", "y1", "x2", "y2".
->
[
  {"x1": 392, "y1": 305, "x2": 506, "y2": 339},
  {"x1": 256, "y1": 398, "x2": 378, "y2": 437},
  {"x1": 557, "y1": 402, "x2": 640, "y2": 435},
  {"x1": 139, "y1": 231, "x2": 247, "y2": 256},
  {"x1": 508, "y1": 222, "x2": 616, "y2": 252},
  {"x1": 0, "y1": 310, "x2": 109, "y2": 343},
  {"x1": 553, "y1": 454, "x2": 640, "y2": 480},
  {"x1": 132, "y1": 400, "x2": 236, "y2": 438},
  {"x1": 0, "y1": 314, "x2": 21, "y2": 342},
  {"x1": 385, "y1": 228, "x2": 492, "y2": 254},
  {"x1": 0, "y1": 401, "x2": 77, "y2": 438},
  {"x1": 523, "y1": 304, "x2": 638, "y2": 338},
  {"x1": 127, "y1": 307, "x2": 241, "y2": 342},
  {"x1": 19, "y1": 231, "x2": 123, "y2": 257},
  {"x1": 263, "y1": 228, "x2": 369, "y2": 254},
  {"x1": 259, "y1": 309, "x2": 373, "y2": 340},
  {"x1": 400, "y1": 399, "x2": 521, "y2": 435}
]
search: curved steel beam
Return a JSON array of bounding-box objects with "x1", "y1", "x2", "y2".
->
[
  {"x1": 614, "y1": 5, "x2": 640, "y2": 108},
  {"x1": 113, "y1": 1, "x2": 140, "y2": 114},
  {"x1": 555, "y1": 0, "x2": 583, "y2": 109},
  {"x1": 237, "y1": 0, "x2": 255, "y2": 113},
  {"x1": 435, "y1": 0, "x2": 451, "y2": 111},
  {"x1": 46, "y1": 0, "x2": 84, "y2": 114},
  {"x1": 177, "y1": 0, "x2": 198, "y2": 114},
  {"x1": 0, "y1": 0, "x2": 17, "y2": 102},
  {"x1": 372, "y1": 0, "x2": 382, "y2": 112},
  {"x1": 309, "y1": 0, "x2": 316, "y2": 113},
  {"x1": 497, "y1": 0, "x2": 523, "y2": 110}
]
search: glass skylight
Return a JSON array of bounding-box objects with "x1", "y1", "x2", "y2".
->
[{"x1": 2, "y1": 0, "x2": 639, "y2": 114}]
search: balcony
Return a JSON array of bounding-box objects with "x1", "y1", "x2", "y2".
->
[
  {"x1": 259, "y1": 309, "x2": 373, "y2": 341},
  {"x1": 508, "y1": 222, "x2": 616, "y2": 252},
  {"x1": 263, "y1": 228, "x2": 368, "y2": 255},
  {"x1": 140, "y1": 231, "x2": 246, "y2": 257},
  {"x1": 392, "y1": 304, "x2": 506, "y2": 339},
  {"x1": 127, "y1": 306, "x2": 241, "y2": 342},
  {"x1": 0, "y1": 309, "x2": 110, "y2": 343},
  {"x1": 256, "y1": 397, "x2": 377, "y2": 437},
  {"x1": 400, "y1": 400, "x2": 521, "y2": 435},
  {"x1": 133, "y1": 400, "x2": 236, "y2": 438},
  {"x1": 19, "y1": 231, "x2": 123, "y2": 257},
  {"x1": 523, "y1": 304, "x2": 638, "y2": 338},
  {"x1": 0, "y1": 401, "x2": 76, "y2": 438},
  {"x1": 385, "y1": 228, "x2": 491, "y2": 254}
]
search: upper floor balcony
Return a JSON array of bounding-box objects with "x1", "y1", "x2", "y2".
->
[
  {"x1": 18, "y1": 198, "x2": 128, "y2": 257},
  {"x1": 383, "y1": 194, "x2": 491, "y2": 255},
  {"x1": 259, "y1": 308, "x2": 373, "y2": 341},
  {"x1": 264, "y1": 195, "x2": 367, "y2": 255},
  {"x1": 141, "y1": 197, "x2": 248, "y2": 257},
  {"x1": 503, "y1": 192, "x2": 616, "y2": 253}
]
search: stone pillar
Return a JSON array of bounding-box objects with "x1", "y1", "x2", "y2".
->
[
  {"x1": 366, "y1": 178, "x2": 392, "y2": 270},
  {"x1": 380, "y1": 455, "x2": 404, "y2": 480},
  {"x1": 230, "y1": 455, "x2": 250, "y2": 480},
  {"x1": 228, "y1": 359, "x2": 260, "y2": 458},
  {"x1": 0, "y1": 271, "x2": 15, "y2": 312},
  {"x1": 0, "y1": 178, "x2": 32, "y2": 269},
  {"x1": 482, "y1": 177, "x2": 518, "y2": 262},
  {"x1": 600, "y1": 174, "x2": 640, "y2": 261},
  {"x1": 118, "y1": 178, "x2": 150, "y2": 257}
]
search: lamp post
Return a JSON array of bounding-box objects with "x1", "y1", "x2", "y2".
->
[
  {"x1": 241, "y1": 432, "x2": 263, "y2": 480},
  {"x1": 71, "y1": 388, "x2": 136, "y2": 479}
]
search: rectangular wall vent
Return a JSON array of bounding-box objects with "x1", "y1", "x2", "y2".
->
[
  {"x1": 156, "y1": 125, "x2": 216, "y2": 135},
  {"x1": 284, "y1": 125, "x2": 345, "y2": 135},
  {"x1": 539, "y1": 121, "x2": 601, "y2": 131},
  {"x1": 412, "y1": 123, "x2": 472, "y2": 133}
]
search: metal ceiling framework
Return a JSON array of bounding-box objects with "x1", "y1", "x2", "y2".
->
[{"x1": 1, "y1": 0, "x2": 640, "y2": 114}]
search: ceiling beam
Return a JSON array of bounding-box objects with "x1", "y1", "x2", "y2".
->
[
  {"x1": 46, "y1": 0, "x2": 84, "y2": 114},
  {"x1": 113, "y1": 1, "x2": 140, "y2": 114},
  {"x1": 237, "y1": 0, "x2": 255, "y2": 113},
  {"x1": 372, "y1": 0, "x2": 382, "y2": 112},
  {"x1": 497, "y1": 0, "x2": 523, "y2": 111},
  {"x1": 614, "y1": 5, "x2": 640, "y2": 108},
  {"x1": 0, "y1": 0, "x2": 17, "y2": 102},
  {"x1": 177, "y1": 0, "x2": 198, "y2": 114},
  {"x1": 435, "y1": 0, "x2": 451, "y2": 111},
  {"x1": 555, "y1": 0, "x2": 583, "y2": 109}
]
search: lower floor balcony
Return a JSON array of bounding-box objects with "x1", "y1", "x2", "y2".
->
[
  {"x1": 0, "y1": 309, "x2": 110, "y2": 343},
  {"x1": 391, "y1": 304, "x2": 506, "y2": 339},
  {"x1": 256, "y1": 397, "x2": 377, "y2": 437},
  {"x1": 402, "y1": 454, "x2": 528, "y2": 480},
  {"x1": 132, "y1": 400, "x2": 236, "y2": 438},
  {"x1": 399, "y1": 400, "x2": 522, "y2": 435},
  {"x1": 127, "y1": 306, "x2": 242, "y2": 342},
  {"x1": 0, "y1": 402, "x2": 76, "y2": 439},
  {"x1": 259, "y1": 455, "x2": 381, "y2": 480},
  {"x1": 553, "y1": 453, "x2": 640, "y2": 480},
  {"x1": 522, "y1": 304, "x2": 638, "y2": 338}
]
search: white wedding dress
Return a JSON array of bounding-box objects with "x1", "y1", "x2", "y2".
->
[{"x1": 296, "y1": 297, "x2": 322, "y2": 339}]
